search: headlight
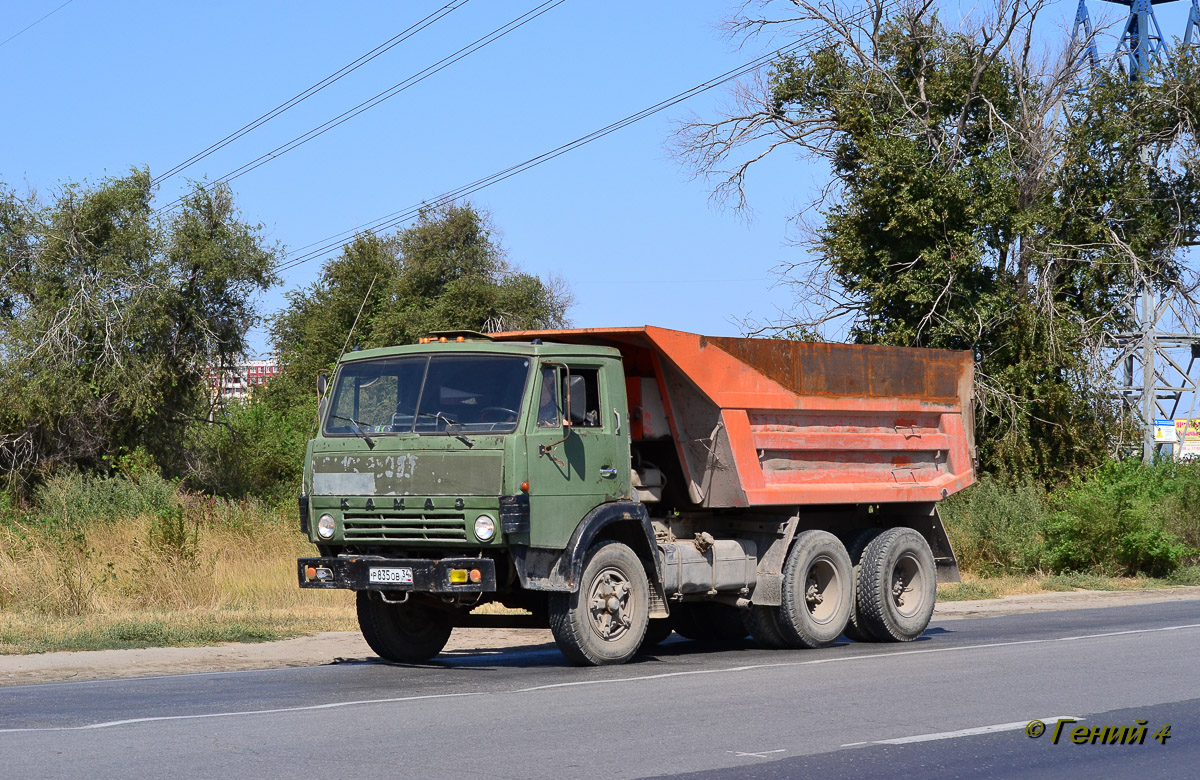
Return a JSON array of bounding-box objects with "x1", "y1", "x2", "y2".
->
[
  {"x1": 317, "y1": 513, "x2": 336, "y2": 539},
  {"x1": 474, "y1": 514, "x2": 496, "y2": 541}
]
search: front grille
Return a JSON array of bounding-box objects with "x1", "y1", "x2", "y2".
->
[{"x1": 342, "y1": 513, "x2": 467, "y2": 542}]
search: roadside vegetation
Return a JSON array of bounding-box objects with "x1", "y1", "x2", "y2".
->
[
  {"x1": 1, "y1": 459, "x2": 1197, "y2": 653},
  {"x1": 938, "y1": 460, "x2": 1200, "y2": 599},
  {"x1": 4, "y1": 0, "x2": 1200, "y2": 653},
  {"x1": 0, "y1": 472, "x2": 354, "y2": 654}
]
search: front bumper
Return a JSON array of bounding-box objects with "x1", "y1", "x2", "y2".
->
[{"x1": 297, "y1": 556, "x2": 497, "y2": 593}]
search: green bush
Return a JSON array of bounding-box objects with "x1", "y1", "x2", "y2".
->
[
  {"x1": 146, "y1": 505, "x2": 200, "y2": 565},
  {"x1": 1041, "y1": 459, "x2": 1198, "y2": 577},
  {"x1": 945, "y1": 460, "x2": 1198, "y2": 578},
  {"x1": 941, "y1": 474, "x2": 1047, "y2": 575},
  {"x1": 189, "y1": 397, "x2": 308, "y2": 501},
  {"x1": 1042, "y1": 460, "x2": 1192, "y2": 577},
  {"x1": 32, "y1": 471, "x2": 180, "y2": 527}
]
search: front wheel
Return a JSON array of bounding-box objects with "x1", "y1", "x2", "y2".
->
[
  {"x1": 356, "y1": 592, "x2": 453, "y2": 664},
  {"x1": 549, "y1": 540, "x2": 650, "y2": 665}
]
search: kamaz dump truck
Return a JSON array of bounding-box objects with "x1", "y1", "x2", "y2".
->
[{"x1": 298, "y1": 326, "x2": 975, "y2": 665}]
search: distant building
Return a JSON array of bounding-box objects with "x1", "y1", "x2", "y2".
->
[{"x1": 208, "y1": 359, "x2": 280, "y2": 401}]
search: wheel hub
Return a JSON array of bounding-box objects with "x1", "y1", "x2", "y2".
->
[
  {"x1": 891, "y1": 553, "x2": 926, "y2": 617},
  {"x1": 803, "y1": 556, "x2": 841, "y2": 624},
  {"x1": 588, "y1": 569, "x2": 632, "y2": 641}
]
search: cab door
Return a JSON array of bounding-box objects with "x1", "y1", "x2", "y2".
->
[{"x1": 524, "y1": 358, "x2": 628, "y2": 549}]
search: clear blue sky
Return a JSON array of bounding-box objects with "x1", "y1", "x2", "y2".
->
[
  {"x1": 4, "y1": 0, "x2": 1199, "y2": 357},
  {"x1": 2, "y1": 0, "x2": 822, "y2": 354}
]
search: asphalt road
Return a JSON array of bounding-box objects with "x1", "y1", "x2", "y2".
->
[{"x1": 1, "y1": 601, "x2": 1197, "y2": 779}]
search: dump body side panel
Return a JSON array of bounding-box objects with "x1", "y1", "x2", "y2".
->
[{"x1": 492, "y1": 327, "x2": 975, "y2": 507}]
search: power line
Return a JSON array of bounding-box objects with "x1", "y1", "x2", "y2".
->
[
  {"x1": 152, "y1": 0, "x2": 471, "y2": 186},
  {"x1": 0, "y1": 0, "x2": 74, "y2": 50},
  {"x1": 270, "y1": 24, "x2": 835, "y2": 277},
  {"x1": 157, "y1": 0, "x2": 567, "y2": 214}
]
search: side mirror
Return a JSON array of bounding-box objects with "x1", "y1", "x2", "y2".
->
[
  {"x1": 566, "y1": 374, "x2": 587, "y2": 426},
  {"x1": 316, "y1": 371, "x2": 330, "y2": 431}
]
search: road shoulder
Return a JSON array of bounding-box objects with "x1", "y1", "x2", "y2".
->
[{"x1": 3, "y1": 586, "x2": 1199, "y2": 686}]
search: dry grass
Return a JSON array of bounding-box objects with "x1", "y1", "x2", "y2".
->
[
  {"x1": 0, "y1": 607, "x2": 357, "y2": 654},
  {"x1": 937, "y1": 566, "x2": 1200, "y2": 601},
  {"x1": 0, "y1": 499, "x2": 355, "y2": 652},
  {"x1": 3, "y1": 482, "x2": 1197, "y2": 653}
]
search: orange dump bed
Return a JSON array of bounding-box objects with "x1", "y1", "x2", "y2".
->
[{"x1": 493, "y1": 326, "x2": 976, "y2": 508}]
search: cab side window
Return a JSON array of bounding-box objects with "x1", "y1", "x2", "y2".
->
[
  {"x1": 537, "y1": 367, "x2": 560, "y2": 427},
  {"x1": 537, "y1": 366, "x2": 602, "y2": 428},
  {"x1": 565, "y1": 368, "x2": 601, "y2": 428}
]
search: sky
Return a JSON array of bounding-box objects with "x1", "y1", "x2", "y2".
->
[
  {"x1": 3, "y1": 0, "x2": 1200, "y2": 361},
  {"x1": 1, "y1": 0, "x2": 820, "y2": 355}
]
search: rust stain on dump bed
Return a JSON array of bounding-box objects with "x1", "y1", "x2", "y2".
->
[{"x1": 701, "y1": 337, "x2": 971, "y2": 403}]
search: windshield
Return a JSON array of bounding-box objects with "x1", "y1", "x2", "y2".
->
[{"x1": 323, "y1": 354, "x2": 531, "y2": 437}]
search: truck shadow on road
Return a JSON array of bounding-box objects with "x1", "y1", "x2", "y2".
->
[{"x1": 333, "y1": 627, "x2": 954, "y2": 672}]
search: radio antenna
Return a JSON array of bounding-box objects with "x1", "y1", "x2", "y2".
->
[{"x1": 338, "y1": 273, "x2": 378, "y2": 362}]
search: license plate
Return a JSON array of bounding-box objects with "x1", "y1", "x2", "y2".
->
[{"x1": 369, "y1": 567, "x2": 413, "y2": 585}]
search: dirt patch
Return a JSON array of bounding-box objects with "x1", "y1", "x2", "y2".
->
[{"x1": 4, "y1": 587, "x2": 1199, "y2": 687}]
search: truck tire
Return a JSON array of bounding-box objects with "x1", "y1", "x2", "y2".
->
[
  {"x1": 670, "y1": 603, "x2": 748, "y2": 641},
  {"x1": 744, "y1": 605, "x2": 791, "y2": 649},
  {"x1": 843, "y1": 528, "x2": 883, "y2": 642},
  {"x1": 549, "y1": 540, "x2": 649, "y2": 665},
  {"x1": 857, "y1": 527, "x2": 937, "y2": 642},
  {"x1": 775, "y1": 530, "x2": 853, "y2": 649},
  {"x1": 356, "y1": 591, "x2": 453, "y2": 664}
]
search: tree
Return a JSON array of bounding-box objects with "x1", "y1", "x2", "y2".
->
[
  {"x1": 675, "y1": 0, "x2": 1200, "y2": 482},
  {"x1": 270, "y1": 202, "x2": 570, "y2": 389},
  {"x1": 195, "y1": 201, "x2": 571, "y2": 498},
  {"x1": 0, "y1": 171, "x2": 277, "y2": 488}
]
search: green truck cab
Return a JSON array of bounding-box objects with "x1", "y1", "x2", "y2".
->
[{"x1": 299, "y1": 327, "x2": 976, "y2": 666}]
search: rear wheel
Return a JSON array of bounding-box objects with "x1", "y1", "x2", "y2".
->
[
  {"x1": 356, "y1": 592, "x2": 453, "y2": 664},
  {"x1": 843, "y1": 529, "x2": 883, "y2": 642},
  {"x1": 775, "y1": 530, "x2": 853, "y2": 649},
  {"x1": 549, "y1": 541, "x2": 649, "y2": 665},
  {"x1": 857, "y1": 527, "x2": 937, "y2": 642},
  {"x1": 744, "y1": 605, "x2": 790, "y2": 649}
]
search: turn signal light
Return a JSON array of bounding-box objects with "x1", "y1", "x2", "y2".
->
[
  {"x1": 305, "y1": 566, "x2": 316, "y2": 580},
  {"x1": 520, "y1": 481, "x2": 530, "y2": 492},
  {"x1": 469, "y1": 569, "x2": 482, "y2": 584},
  {"x1": 449, "y1": 569, "x2": 468, "y2": 584}
]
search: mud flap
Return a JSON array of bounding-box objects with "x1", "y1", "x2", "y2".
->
[
  {"x1": 748, "y1": 514, "x2": 799, "y2": 607},
  {"x1": 510, "y1": 500, "x2": 670, "y2": 618}
]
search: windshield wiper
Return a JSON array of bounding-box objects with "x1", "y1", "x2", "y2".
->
[
  {"x1": 417, "y1": 411, "x2": 474, "y2": 447},
  {"x1": 331, "y1": 414, "x2": 376, "y2": 449}
]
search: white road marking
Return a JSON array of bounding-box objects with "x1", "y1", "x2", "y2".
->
[
  {"x1": 728, "y1": 749, "x2": 786, "y2": 759},
  {"x1": 872, "y1": 716, "x2": 1082, "y2": 745},
  {"x1": 514, "y1": 622, "x2": 1200, "y2": 693},
  {"x1": 3, "y1": 622, "x2": 1197, "y2": 734},
  {"x1": 0, "y1": 692, "x2": 484, "y2": 734}
]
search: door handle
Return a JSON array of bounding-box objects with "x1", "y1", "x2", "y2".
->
[{"x1": 600, "y1": 467, "x2": 618, "y2": 479}]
